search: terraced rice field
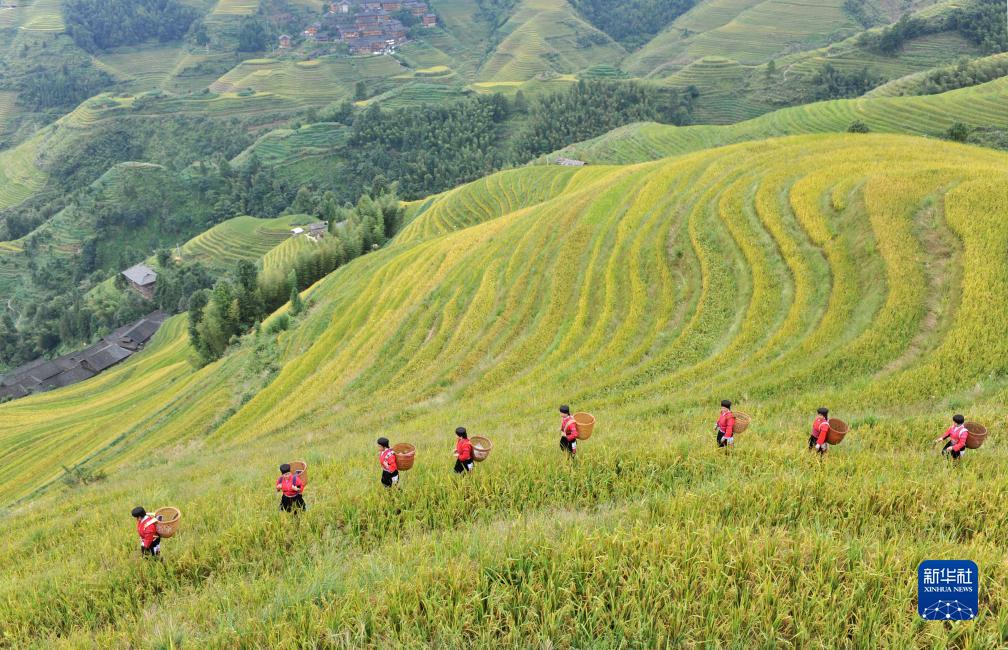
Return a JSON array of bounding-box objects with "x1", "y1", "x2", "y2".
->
[
  {"x1": 781, "y1": 30, "x2": 980, "y2": 84},
  {"x1": 478, "y1": 0, "x2": 624, "y2": 82},
  {"x1": 17, "y1": 0, "x2": 64, "y2": 31},
  {"x1": 92, "y1": 45, "x2": 189, "y2": 92},
  {"x1": 553, "y1": 76, "x2": 1008, "y2": 163},
  {"x1": 0, "y1": 134, "x2": 46, "y2": 209},
  {"x1": 626, "y1": 0, "x2": 854, "y2": 74},
  {"x1": 181, "y1": 215, "x2": 310, "y2": 267},
  {"x1": 0, "y1": 91, "x2": 16, "y2": 136},
  {"x1": 234, "y1": 122, "x2": 348, "y2": 168},
  {"x1": 261, "y1": 233, "x2": 313, "y2": 273},
  {"x1": 211, "y1": 0, "x2": 258, "y2": 15},
  {"x1": 1, "y1": 133, "x2": 1007, "y2": 646},
  {"x1": 662, "y1": 56, "x2": 768, "y2": 123},
  {"x1": 868, "y1": 51, "x2": 1008, "y2": 98},
  {"x1": 208, "y1": 56, "x2": 408, "y2": 104}
]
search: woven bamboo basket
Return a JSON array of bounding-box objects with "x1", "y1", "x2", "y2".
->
[
  {"x1": 964, "y1": 422, "x2": 987, "y2": 449},
  {"x1": 826, "y1": 418, "x2": 848, "y2": 445},
  {"x1": 154, "y1": 506, "x2": 181, "y2": 538},
  {"x1": 733, "y1": 412, "x2": 752, "y2": 434},
  {"x1": 573, "y1": 412, "x2": 595, "y2": 440},
  {"x1": 392, "y1": 443, "x2": 416, "y2": 470},
  {"x1": 471, "y1": 436, "x2": 493, "y2": 462},
  {"x1": 290, "y1": 460, "x2": 308, "y2": 483}
]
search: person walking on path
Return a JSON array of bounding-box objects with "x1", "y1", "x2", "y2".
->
[
  {"x1": 809, "y1": 407, "x2": 831, "y2": 455},
  {"x1": 131, "y1": 506, "x2": 161, "y2": 559},
  {"x1": 275, "y1": 463, "x2": 306, "y2": 512},
  {"x1": 716, "y1": 399, "x2": 735, "y2": 448},
  {"x1": 935, "y1": 414, "x2": 969, "y2": 461},
  {"x1": 454, "y1": 427, "x2": 474, "y2": 474},
  {"x1": 559, "y1": 405, "x2": 579, "y2": 457},
  {"x1": 378, "y1": 437, "x2": 399, "y2": 487}
]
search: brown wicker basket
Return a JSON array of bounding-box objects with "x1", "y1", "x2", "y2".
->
[
  {"x1": 733, "y1": 412, "x2": 752, "y2": 434},
  {"x1": 392, "y1": 443, "x2": 416, "y2": 471},
  {"x1": 289, "y1": 460, "x2": 308, "y2": 483},
  {"x1": 154, "y1": 506, "x2": 181, "y2": 538},
  {"x1": 470, "y1": 436, "x2": 493, "y2": 462},
  {"x1": 964, "y1": 422, "x2": 987, "y2": 449},
  {"x1": 573, "y1": 412, "x2": 595, "y2": 440},
  {"x1": 826, "y1": 418, "x2": 848, "y2": 445}
]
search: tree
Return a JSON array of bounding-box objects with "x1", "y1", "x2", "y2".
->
[
  {"x1": 238, "y1": 17, "x2": 269, "y2": 52},
  {"x1": 947, "y1": 122, "x2": 970, "y2": 142},
  {"x1": 354, "y1": 81, "x2": 368, "y2": 101},
  {"x1": 847, "y1": 120, "x2": 870, "y2": 133},
  {"x1": 288, "y1": 269, "x2": 304, "y2": 315}
]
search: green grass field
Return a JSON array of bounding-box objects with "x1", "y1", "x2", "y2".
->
[
  {"x1": 1, "y1": 132, "x2": 1007, "y2": 645},
  {"x1": 551, "y1": 76, "x2": 1008, "y2": 164}
]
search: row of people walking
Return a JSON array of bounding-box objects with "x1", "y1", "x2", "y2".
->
[{"x1": 131, "y1": 403, "x2": 982, "y2": 557}]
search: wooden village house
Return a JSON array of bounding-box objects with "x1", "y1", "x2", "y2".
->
[{"x1": 122, "y1": 263, "x2": 157, "y2": 299}]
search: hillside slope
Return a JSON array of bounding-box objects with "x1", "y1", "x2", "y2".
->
[
  {"x1": 548, "y1": 75, "x2": 1008, "y2": 163},
  {"x1": 1, "y1": 133, "x2": 1007, "y2": 646}
]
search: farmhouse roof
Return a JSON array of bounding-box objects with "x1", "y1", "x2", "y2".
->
[
  {"x1": 47, "y1": 365, "x2": 96, "y2": 388},
  {"x1": 122, "y1": 263, "x2": 157, "y2": 287},
  {"x1": 81, "y1": 343, "x2": 132, "y2": 373}
]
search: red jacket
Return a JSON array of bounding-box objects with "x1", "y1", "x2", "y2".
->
[
  {"x1": 813, "y1": 416, "x2": 830, "y2": 445},
  {"x1": 275, "y1": 473, "x2": 304, "y2": 497},
  {"x1": 943, "y1": 424, "x2": 969, "y2": 452},
  {"x1": 717, "y1": 410, "x2": 735, "y2": 437},
  {"x1": 137, "y1": 513, "x2": 159, "y2": 549},
  {"x1": 456, "y1": 438, "x2": 473, "y2": 462},
  {"x1": 380, "y1": 447, "x2": 398, "y2": 472},
  {"x1": 561, "y1": 414, "x2": 579, "y2": 442}
]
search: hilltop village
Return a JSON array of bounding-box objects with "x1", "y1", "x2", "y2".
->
[{"x1": 279, "y1": 0, "x2": 437, "y2": 56}]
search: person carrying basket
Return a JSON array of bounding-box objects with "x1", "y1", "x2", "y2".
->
[
  {"x1": 934, "y1": 414, "x2": 969, "y2": 461},
  {"x1": 131, "y1": 506, "x2": 161, "y2": 559},
  {"x1": 809, "y1": 407, "x2": 831, "y2": 455},
  {"x1": 716, "y1": 399, "x2": 735, "y2": 448},
  {"x1": 378, "y1": 437, "x2": 399, "y2": 487},
  {"x1": 275, "y1": 463, "x2": 306, "y2": 512},
  {"x1": 559, "y1": 405, "x2": 579, "y2": 457},
  {"x1": 454, "y1": 426, "x2": 474, "y2": 474}
]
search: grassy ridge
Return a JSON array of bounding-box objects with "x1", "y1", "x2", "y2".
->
[
  {"x1": 1, "y1": 134, "x2": 1007, "y2": 645},
  {"x1": 550, "y1": 76, "x2": 1008, "y2": 163}
]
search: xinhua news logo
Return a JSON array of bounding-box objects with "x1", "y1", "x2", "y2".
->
[{"x1": 918, "y1": 560, "x2": 979, "y2": 621}]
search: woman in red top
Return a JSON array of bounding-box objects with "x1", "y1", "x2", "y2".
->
[
  {"x1": 377, "y1": 437, "x2": 399, "y2": 487},
  {"x1": 809, "y1": 407, "x2": 831, "y2": 455},
  {"x1": 131, "y1": 506, "x2": 160, "y2": 559},
  {"x1": 454, "y1": 426, "x2": 474, "y2": 473},
  {"x1": 716, "y1": 399, "x2": 735, "y2": 447},
  {"x1": 275, "y1": 463, "x2": 306, "y2": 512},
  {"x1": 559, "y1": 405, "x2": 579, "y2": 457},
  {"x1": 934, "y1": 414, "x2": 969, "y2": 460}
]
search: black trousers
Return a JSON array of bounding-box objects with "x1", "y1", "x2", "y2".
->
[
  {"x1": 280, "y1": 494, "x2": 306, "y2": 511},
  {"x1": 560, "y1": 436, "x2": 576, "y2": 455},
  {"x1": 716, "y1": 428, "x2": 729, "y2": 447},
  {"x1": 942, "y1": 440, "x2": 963, "y2": 459},
  {"x1": 141, "y1": 537, "x2": 161, "y2": 557},
  {"x1": 454, "y1": 459, "x2": 474, "y2": 473},
  {"x1": 381, "y1": 470, "x2": 399, "y2": 487}
]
